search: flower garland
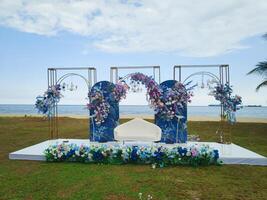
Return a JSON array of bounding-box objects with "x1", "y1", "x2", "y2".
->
[
  {"x1": 129, "y1": 73, "x2": 194, "y2": 120},
  {"x1": 128, "y1": 73, "x2": 195, "y2": 120},
  {"x1": 210, "y1": 83, "x2": 242, "y2": 123},
  {"x1": 44, "y1": 143, "x2": 220, "y2": 167},
  {"x1": 35, "y1": 84, "x2": 62, "y2": 117},
  {"x1": 130, "y1": 72, "x2": 162, "y2": 108}
]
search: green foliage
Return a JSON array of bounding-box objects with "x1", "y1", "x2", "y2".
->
[{"x1": 248, "y1": 34, "x2": 267, "y2": 91}]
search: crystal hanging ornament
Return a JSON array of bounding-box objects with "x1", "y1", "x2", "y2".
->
[{"x1": 201, "y1": 73, "x2": 205, "y2": 89}]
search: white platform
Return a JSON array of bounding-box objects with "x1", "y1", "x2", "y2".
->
[{"x1": 9, "y1": 139, "x2": 267, "y2": 166}]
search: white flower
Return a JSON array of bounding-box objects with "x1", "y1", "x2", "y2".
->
[{"x1": 151, "y1": 163, "x2": 156, "y2": 169}]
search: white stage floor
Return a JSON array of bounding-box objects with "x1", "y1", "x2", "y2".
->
[{"x1": 9, "y1": 139, "x2": 267, "y2": 166}]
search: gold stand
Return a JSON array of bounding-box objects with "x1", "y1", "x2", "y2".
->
[{"x1": 216, "y1": 117, "x2": 232, "y2": 144}]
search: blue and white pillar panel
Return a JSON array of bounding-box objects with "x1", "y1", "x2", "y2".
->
[
  {"x1": 155, "y1": 80, "x2": 188, "y2": 143},
  {"x1": 89, "y1": 81, "x2": 119, "y2": 142}
]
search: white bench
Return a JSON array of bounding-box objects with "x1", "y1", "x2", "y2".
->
[{"x1": 114, "y1": 118, "x2": 162, "y2": 142}]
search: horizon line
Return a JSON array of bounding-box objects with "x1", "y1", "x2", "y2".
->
[{"x1": 0, "y1": 103, "x2": 266, "y2": 107}]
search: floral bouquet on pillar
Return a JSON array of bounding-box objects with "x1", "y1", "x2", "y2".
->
[{"x1": 211, "y1": 83, "x2": 242, "y2": 144}]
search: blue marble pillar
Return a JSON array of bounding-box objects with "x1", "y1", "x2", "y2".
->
[
  {"x1": 155, "y1": 80, "x2": 188, "y2": 143},
  {"x1": 89, "y1": 81, "x2": 119, "y2": 142}
]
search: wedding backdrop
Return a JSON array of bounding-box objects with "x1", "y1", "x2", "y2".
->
[
  {"x1": 35, "y1": 65, "x2": 241, "y2": 144},
  {"x1": 13, "y1": 64, "x2": 263, "y2": 168}
]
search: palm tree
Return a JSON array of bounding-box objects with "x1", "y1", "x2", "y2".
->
[{"x1": 247, "y1": 33, "x2": 267, "y2": 91}]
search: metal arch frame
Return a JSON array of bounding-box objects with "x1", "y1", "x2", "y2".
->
[
  {"x1": 47, "y1": 67, "x2": 97, "y2": 139},
  {"x1": 183, "y1": 71, "x2": 220, "y2": 84},
  {"x1": 173, "y1": 64, "x2": 230, "y2": 121},
  {"x1": 57, "y1": 73, "x2": 91, "y2": 88},
  {"x1": 110, "y1": 66, "x2": 161, "y2": 84},
  {"x1": 173, "y1": 64, "x2": 230, "y2": 85}
]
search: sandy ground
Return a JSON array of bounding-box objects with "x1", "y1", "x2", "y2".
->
[{"x1": 1, "y1": 114, "x2": 267, "y2": 123}]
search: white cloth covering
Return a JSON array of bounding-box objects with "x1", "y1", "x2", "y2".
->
[{"x1": 114, "y1": 118, "x2": 162, "y2": 142}]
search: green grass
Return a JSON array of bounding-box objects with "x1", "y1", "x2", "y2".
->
[{"x1": 0, "y1": 117, "x2": 267, "y2": 200}]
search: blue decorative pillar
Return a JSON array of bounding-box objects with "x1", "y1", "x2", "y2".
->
[
  {"x1": 89, "y1": 81, "x2": 119, "y2": 142},
  {"x1": 155, "y1": 80, "x2": 188, "y2": 143}
]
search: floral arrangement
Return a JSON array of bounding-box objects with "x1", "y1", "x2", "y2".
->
[
  {"x1": 112, "y1": 80, "x2": 130, "y2": 102},
  {"x1": 87, "y1": 72, "x2": 194, "y2": 124},
  {"x1": 87, "y1": 89, "x2": 110, "y2": 125},
  {"x1": 44, "y1": 143, "x2": 220, "y2": 167},
  {"x1": 87, "y1": 81, "x2": 129, "y2": 124},
  {"x1": 35, "y1": 84, "x2": 62, "y2": 117},
  {"x1": 211, "y1": 83, "x2": 242, "y2": 123},
  {"x1": 158, "y1": 81, "x2": 194, "y2": 119}
]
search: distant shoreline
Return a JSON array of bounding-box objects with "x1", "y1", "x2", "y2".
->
[
  {"x1": 0, "y1": 104, "x2": 266, "y2": 107},
  {"x1": 1, "y1": 114, "x2": 267, "y2": 123}
]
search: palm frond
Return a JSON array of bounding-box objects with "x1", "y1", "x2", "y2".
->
[
  {"x1": 256, "y1": 80, "x2": 267, "y2": 91},
  {"x1": 247, "y1": 61, "x2": 267, "y2": 75}
]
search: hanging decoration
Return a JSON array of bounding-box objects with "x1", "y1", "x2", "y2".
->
[
  {"x1": 195, "y1": 73, "x2": 218, "y2": 90},
  {"x1": 62, "y1": 82, "x2": 78, "y2": 92}
]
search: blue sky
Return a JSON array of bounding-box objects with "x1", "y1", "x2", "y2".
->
[{"x1": 0, "y1": 0, "x2": 267, "y2": 106}]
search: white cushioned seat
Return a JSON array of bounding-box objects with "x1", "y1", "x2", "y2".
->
[{"x1": 114, "y1": 118, "x2": 162, "y2": 142}]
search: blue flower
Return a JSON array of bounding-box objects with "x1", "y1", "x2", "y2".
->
[
  {"x1": 66, "y1": 149, "x2": 75, "y2": 158},
  {"x1": 153, "y1": 147, "x2": 164, "y2": 161},
  {"x1": 93, "y1": 150, "x2": 104, "y2": 161},
  {"x1": 213, "y1": 150, "x2": 219, "y2": 160},
  {"x1": 130, "y1": 147, "x2": 138, "y2": 161},
  {"x1": 178, "y1": 147, "x2": 187, "y2": 156}
]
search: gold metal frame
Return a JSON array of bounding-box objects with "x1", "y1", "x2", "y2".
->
[
  {"x1": 173, "y1": 64, "x2": 231, "y2": 143},
  {"x1": 110, "y1": 66, "x2": 161, "y2": 84},
  {"x1": 47, "y1": 67, "x2": 97, "y2": 139}
]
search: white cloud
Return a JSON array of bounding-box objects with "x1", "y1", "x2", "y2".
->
[{"x1": 0, "y1": 0, "x2": 267, "y2": 57}]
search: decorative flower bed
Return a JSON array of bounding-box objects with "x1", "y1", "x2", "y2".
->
[{"x1": 44, "y1": 143, "x2": 220, "y2": 167}]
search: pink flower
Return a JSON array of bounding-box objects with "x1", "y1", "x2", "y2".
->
[{"x1": 191, "y1": 149, "x2": 198, "y2": 157}]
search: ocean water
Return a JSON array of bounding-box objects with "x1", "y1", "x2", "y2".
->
[{"x1": 0, "y1": 104, "x2": 267, "y2": 119}]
